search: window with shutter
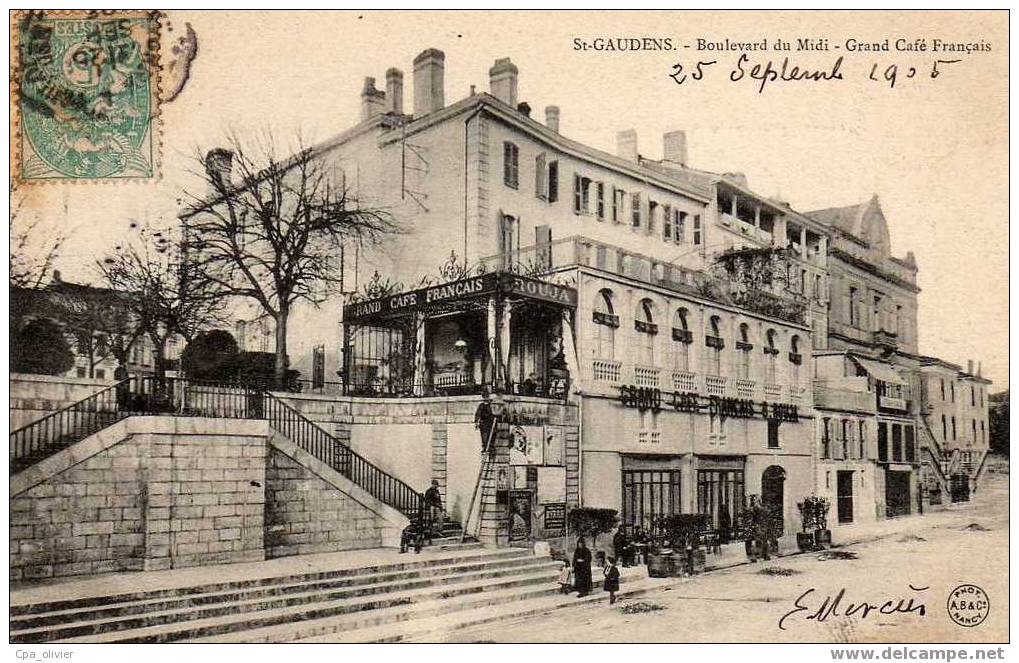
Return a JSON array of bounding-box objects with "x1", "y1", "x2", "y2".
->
[
  {"x1": 503, "y1": 142, "x2": 519, "y2": 188},
  {"x1": 693, "y1": 214, "x2": 702, "y2": 245},
  {"x1": 548, "y1": 161, "x2": 559, "y2": 203},
  {"x1": 573, "y1": 174, "x2": 582, "y2": 214},
  {"x1": 631, "y1": 192, "x2": 641, "y2": 227},
  {"x1": 535, "y1": 153, "x2": 547, "y2": 200},
  {"x1": 663, "y1": 204, "x2": 672, "y2": 240}
]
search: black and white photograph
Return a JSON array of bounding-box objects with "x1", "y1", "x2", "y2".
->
[{"x1": 7, "y1": 8, "x2": 1010, "y2": 652}]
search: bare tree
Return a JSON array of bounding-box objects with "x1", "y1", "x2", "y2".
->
[
  {"x1": 180, "y1": 133, "x2": 397, "y2": 388},
  {"x1": 51, "y1": 283, "x2": 136, "y2": 378},
  {"x1": 97, "y1": 224, "x2": 223, "y2": 378},
  {"x1": 10, "y1": 184, "x2": 66, "y2": 290}
]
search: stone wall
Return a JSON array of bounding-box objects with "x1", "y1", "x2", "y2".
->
[
  {"x1": 11, "y1": 418, "x2": 267, "y2": 581},
  {"x1": 9, "y1": 373, "x2": 112, "y2": 431},
  {"x1": 264, "y1": 447, "x2": 388, "y2": 557}
]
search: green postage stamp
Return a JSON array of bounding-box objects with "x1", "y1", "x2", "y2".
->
[{"x1": 12, "y1": 10, "x2": 162, "y2": 181}]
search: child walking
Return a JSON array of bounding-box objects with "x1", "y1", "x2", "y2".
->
[
  {"x1": 603, "y1": 556, "x2": 620, "y2": 605},
  {"x1": 557, "y1": 560, "x2": 574, "y2": 594}
]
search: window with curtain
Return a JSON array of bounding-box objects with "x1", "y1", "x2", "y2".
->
[
  {"x1": 737, "y1": 323, "x2": 751, "y2": 379},
  {"x1": 706, "y1": 315, "x2": 723, "y2": 376},
  {"x1": 635, "y1": 298, "x2": 656, "y2": 366},
  {"x1": 673, "y1": 308, "x2": 691, "y2": 371},
  {"x1": 765, "y1": 329, "x2": 778, "y2": 383}
]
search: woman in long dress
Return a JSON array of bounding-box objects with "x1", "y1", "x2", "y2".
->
[{"x1": 572, "y1": 537, "x2": 593, "y2": 597}]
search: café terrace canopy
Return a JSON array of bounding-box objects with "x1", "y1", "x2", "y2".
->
[
  {"x1": 851, "y1": 356, "x2": 907, "y2": 386},
  {"x1": 341, "y1": 271, "x2": 579, "y2": 399}
]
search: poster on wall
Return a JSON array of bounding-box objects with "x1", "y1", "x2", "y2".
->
[
  {"x1": 543, "y1": 503, "x2": 567, "y2": 537},
  {"x1": 508, "y1": 425, "x2": 544, "y2": 465},
  {"x1": 536, "y1": 466, "x2": 567, "y2": 504},
  {"x1": 543, "y1": 426, "x2": 565, "y2": 466},
  {"x1": 508, "y1": 490, "x2": 532, "y2": 541}
]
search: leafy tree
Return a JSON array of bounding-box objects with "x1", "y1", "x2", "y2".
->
[
  {"x1": 567, "y1": 507, "x2": 619, "y2": 550},
  {"x1": 181, "y1": 329, "x2": 239, "y2": 381},
  {"x1": 11, "y1": 318, "x2": 74, "y2": 375},
  {"x1": 181, "y1": 134, "x2": 397, "y2": 388}
]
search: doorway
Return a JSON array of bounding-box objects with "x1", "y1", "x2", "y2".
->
[
  {"x1": 837, "y1": 471, "x2": 854, "y2": 524},
  {"x1": 761, "y1": 466, "x2": 786, "y2": 536},
  {"x1": 885, "y1": 470, "x2": 912, "y2": 518}
]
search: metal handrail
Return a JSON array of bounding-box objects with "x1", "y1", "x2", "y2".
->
[
  {"x1": 10, "y1": 379, "x2": 130, "y2": 474},
  {"x1": 262, "y1": 392, "x2": 426, "y2": 521}
]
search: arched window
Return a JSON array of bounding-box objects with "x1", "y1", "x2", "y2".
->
[
  {"x1": 764, "y1": 329, "x2": 778, "y2": 384},
  {"x1": 706, "y1": 315, "x2": 724, "y2": 376},
  {"x1": 789, "y1": 334, "x2": 802, "y2": 384},
  {"x1": 672, "y1": 308, "x2": 692, "y2": 371},
  {"x1": 736, "y1": 323, "x2": 752, "y2": 379},
  {"x1": 592, "y1": 289, "x2": 618, "y2": 360},
  {"x1": 635, "y1": 298, "x2": 657, "y2": 366}
]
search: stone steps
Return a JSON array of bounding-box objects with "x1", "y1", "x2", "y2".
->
[
  {"x1": 12, "y1": 548, "x2": 560, "y2": 643},
  {"x1": 11, "y1": 554, "x2": 547, "y2": 633}
]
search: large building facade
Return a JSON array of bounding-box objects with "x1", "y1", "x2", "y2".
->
[{"x1": 187, "y1": 47, "x2": 990, "y2": 545}]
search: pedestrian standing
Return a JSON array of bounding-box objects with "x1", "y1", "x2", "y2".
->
[
  {"x1": 603, "y1": 556, "x2": 620, "y2": 605},
  {"x1": 613, "y1": 528, "x2": 629, "y2": 567},
  {"x1": 474, "y1": 389, "x2": 497, "y2": 453},
  {"x1": 424, "y1": 479, "x2": 443, "y2": 540},
  {"x1": 557, "y1": 561, "x2": 573, "y2": 594},
  {"x1": 572, "y1": 537, "x2": 593, "y2": 598}
]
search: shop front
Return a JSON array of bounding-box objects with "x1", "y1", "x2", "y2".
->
[
  {"x1": 342, "y1": 271, "x2": 578, "y2": 398},
  {"x1": 695, "y1": 456, "x2": 746, "y2": 543}
]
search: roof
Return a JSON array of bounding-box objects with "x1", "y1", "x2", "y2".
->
[{"x1": 805, "y1": 202, "x2": 867, "y2": 236}]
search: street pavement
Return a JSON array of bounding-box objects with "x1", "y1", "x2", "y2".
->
[{"x1": 440, "y1": 459, "x2": 1009, "y2": 643}]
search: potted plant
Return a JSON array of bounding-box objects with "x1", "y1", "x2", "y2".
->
[
  {"x1": 738, "y1": 498, "x2": 766, "y2": 562},
  {"x1": 656, "y1": 514, "x2": 708, "y2": 576},
  {"x1": 812, "y1": 497, "x2": 833, "y2": 550},
  {"x1": 796, "y1": 499, "x2": 816, "y2": 552}
]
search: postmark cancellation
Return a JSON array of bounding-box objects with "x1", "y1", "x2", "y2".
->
[{"x1": 10, "y1": 10, "x2": 163, "y2": 182}]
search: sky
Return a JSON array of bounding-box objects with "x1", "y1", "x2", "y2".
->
[{"x1": 14, "y1": 10, "x2": 1009, "y2": 389}]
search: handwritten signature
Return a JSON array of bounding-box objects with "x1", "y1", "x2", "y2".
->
[{"x1": 778, "y1": 585, "x2": 929, "y2": 630}]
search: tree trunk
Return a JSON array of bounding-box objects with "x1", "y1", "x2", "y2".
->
[
  {"x1": 151, "y1": 333, "x2": 168, "y2": 379},
  {"x1": 274, "y1": 308, "x2": 289, "y2": 390}
]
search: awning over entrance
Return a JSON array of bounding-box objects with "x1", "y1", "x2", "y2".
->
[
  {"x1": 851, "y1": 356, "x2": 906, "y2": 385},
  {"x1": 341, "y1": 271, "x2": 578, "y2": 399}
]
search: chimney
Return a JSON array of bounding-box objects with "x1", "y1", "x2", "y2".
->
[
  {"x1": 545, "y1": 105, "x2": 560, "y2": 133},
  {"x1": 663, "y1": 130, "x2": 688, "y2": 166},
  {"x1": 968, "y1": 359, "x2": 974, "y2": 375},
  {"x1": 204, "y1": 148, "x2": 234, "y2": 189},
  {"x1": 517, "y1": 101, "x2": 531, "y2": 118},
  {"x1": 385, "y1": 68, "x2": 404, "y2": 115},
  {"x1": 413, "y1": 48, "x2": 445, "y2": 116},
  {"x1": 616, "y1": 129, "x2": 638, "y2": 162},
  {"x1": 360, "y1": 77, "x2": 386, "y2": 121},
  {"x1": 489, "y1": 57, "x2": 518, "y2": 107}
]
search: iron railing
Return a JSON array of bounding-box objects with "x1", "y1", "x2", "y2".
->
[{"x1": 262, "y1": 392, "x2": 425, "y2": 520}]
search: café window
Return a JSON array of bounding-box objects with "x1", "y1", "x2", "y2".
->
[
  {"x1": 697, "y1": 469, "x2": 745, "y2": 539},
  {"x1": 672, "y1": 308, "x2": 691, "y2": 371},
  {"x1": 503, "y1": 141, "x2": 519, "y2": 188},
  {"x1": 891, "y1": 423, "x2": 903, "y2": 462},
  {"x1": 789, "y1": 334, "x2": 802, "y2": 384},
  {"x1": 905, "y1": 425, "x2": 916, "y2": 463},
  {"x1": 593, "y1": 288, "x2": 618, "y2": 360},
  {"x1": 764, "y1": 329, "x2": 778, "y2": 384},
  {"x1": 635, "y1": 298, "x2": 657, "y2": 366},
  {"x1": 706, "y1": 315, "x2": 723, "y2": 376},
  {"x1": 736, "y1": 323, "x2": 752, "y2": 379}
]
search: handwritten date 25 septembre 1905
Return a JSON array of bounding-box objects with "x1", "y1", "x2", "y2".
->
[{"x1": 670, "y1": 54, "x2": 961, "y2": 93}]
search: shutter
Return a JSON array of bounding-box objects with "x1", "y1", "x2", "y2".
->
[
  {"x1": 573, "y1": 174, "x2": 582, "y2": 214},
  {"x1": 535, "y1": 153, "x2": 547, "y2": 199}
]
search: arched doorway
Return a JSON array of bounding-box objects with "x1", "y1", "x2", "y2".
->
[{"x1": 761, "y1": 466, "x2": 786, "y2": 535}]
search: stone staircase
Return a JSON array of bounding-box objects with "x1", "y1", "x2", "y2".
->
[{"x1": 10, "y1": 546, "x2": 564, "y2": 643}]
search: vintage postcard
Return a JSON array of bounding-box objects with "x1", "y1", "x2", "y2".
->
[{"x1": 7, "y1": 9, "x2": 1009, "y2": 653}]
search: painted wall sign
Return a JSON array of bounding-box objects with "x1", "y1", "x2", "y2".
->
[
  {"x1": 619, "y1": 385, "x2": 799, "y2": 421},
  {"x1": 343, "y1": 272, "x2": 578, "y2": 322}
]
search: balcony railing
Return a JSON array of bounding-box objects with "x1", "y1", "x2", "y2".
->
[
  {"x1": 764, "y1": 383, "x2": 783, "y2": 400},
  {"x1": 705, "y1": 375, "x2": 727, "y2": 397},
  {"x1": 478, "y1": 236, "x2": 808, "y2": 325},
  {"x1": 672, "y1": 370, "x2": 697, "y2": 392},
  {"x1": 735, "y1": 378, "x2": 755, "y2": 399},
  {"x1": 789, "y1": 385, "x2": 806, "y2": 403},
  {"x1": 592, "y1": 359, "x2": 622, "y2": 383},
  {"x1": 634, "y1": 365, "x2": 661, "y2": 388},
  {"x1": 879, "y1": 394, "x2": 908, "y2": 411}
]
